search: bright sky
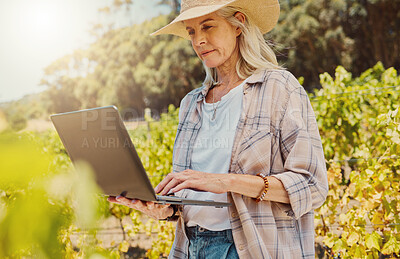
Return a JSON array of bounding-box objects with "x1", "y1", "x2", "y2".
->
[{"x1": 0, "y1": 0, "x2": 170, "y2": 103}]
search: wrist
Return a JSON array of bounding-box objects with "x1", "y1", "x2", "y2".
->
[
  {"x1": 225, "y1": 174, "x2": 236, "y2": 193},
  {"x1": 255, "y1": 173, "x2": 269, "y2": 202}
]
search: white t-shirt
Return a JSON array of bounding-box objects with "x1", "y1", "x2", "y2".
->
[{"x1": 183, "y1": 80, "x2": 245, "y2": 231}]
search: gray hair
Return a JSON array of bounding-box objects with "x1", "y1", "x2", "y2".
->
[{"x1": 203, "y1": 6, "x2": 283, "y2": 86}]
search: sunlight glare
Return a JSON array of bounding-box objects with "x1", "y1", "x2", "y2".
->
[{"x1": 22, "y1": 2, "x2": 63, "y2": 43}]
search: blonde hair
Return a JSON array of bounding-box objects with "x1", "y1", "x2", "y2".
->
[{"x1": 203, "y1": 6, "x2": 283, "y2": 86}]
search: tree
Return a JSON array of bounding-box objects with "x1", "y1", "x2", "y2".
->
[
  {"x1": 39, "y1": 14, "x2": 203, "y2": 116},
  {"x1": 270, "y1": 0, "x2": 400, "y2": 89}
]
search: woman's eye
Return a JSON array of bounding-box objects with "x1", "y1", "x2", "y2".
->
[{"x1": 186, "y1": 25, "x2": 212, "y2": 36}]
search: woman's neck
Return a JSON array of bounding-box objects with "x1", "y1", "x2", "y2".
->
[
  {"x1": 216, "y1": 73, "x2": 243, "y2": 89},
  {"x1": 215, "y1": 47, "x2": 243, "y2": 88}
]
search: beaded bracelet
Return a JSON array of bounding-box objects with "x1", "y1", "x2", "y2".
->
[{"x1": 256, "y1": 173, "x2": 269, "y2": 202}]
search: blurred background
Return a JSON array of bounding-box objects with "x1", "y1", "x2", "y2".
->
[
  {"x1": 1, "y1": 0, "x2": 399, "y2": 129},
  {"x1": 0, "y1": 0, "x2": 399, "y2": 258}
]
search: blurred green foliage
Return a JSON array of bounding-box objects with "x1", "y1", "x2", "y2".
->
[
  {"x1": 124, "y1": 104, "x2": 179, "y2": 258},
  {"x1": 38, "y1": 14, "x2": 203, "y2": 117},
  {"x1": 0, "y1": 103, "x2": 179, "y2": 258},
  {"x1": 270, "y1": 0, "x2": 400, "y2": 88},
  {"x1": 0, "y1": 132, "x2": 118, "y2": 258}
]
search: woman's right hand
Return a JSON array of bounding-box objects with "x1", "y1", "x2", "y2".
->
[{"x1": 107, "y1": 196, "x2": 174, "y2": 220}]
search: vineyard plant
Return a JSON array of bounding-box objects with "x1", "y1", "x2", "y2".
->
[
  {"x1": 0, "y1": 63, "x2": 399, "y2": 258},
  {"x1": 312, "y1": 63, "x2": 400, "y2": 258}
]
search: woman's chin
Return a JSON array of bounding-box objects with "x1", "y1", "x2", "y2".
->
[{"x1": 202, "y1": 61, "x2": 220, "y2": 69}]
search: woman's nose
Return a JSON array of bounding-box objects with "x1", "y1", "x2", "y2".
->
[{"x1": 192, "y1": 32, "x2": 206, "y2": 47}]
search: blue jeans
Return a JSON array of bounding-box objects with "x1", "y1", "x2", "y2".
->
[{"x1": 185, "y1": 225, "x2": 239, "y2": 259}]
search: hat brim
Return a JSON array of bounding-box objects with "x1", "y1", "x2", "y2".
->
[{"x1": 151, "y1": 0, "x2": 280, "y2": 40}]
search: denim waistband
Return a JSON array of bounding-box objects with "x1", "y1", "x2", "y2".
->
[{"x1": 185, "y1": 225, "x2": 233, "y2": 239}]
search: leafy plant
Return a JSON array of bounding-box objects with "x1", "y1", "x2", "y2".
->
[{"x1": 313, "y1": 63, "x2": 400, "y2": 258}]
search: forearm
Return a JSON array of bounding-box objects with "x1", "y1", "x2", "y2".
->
[
  {"x1": 226, "y1": 174, "x2": 290, "y2": 204},
  {"x1": 155, "y1": 169, "x2": 290, "y2": 204}
]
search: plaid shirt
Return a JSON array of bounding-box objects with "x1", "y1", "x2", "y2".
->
[{"x1": 169, "y1": 69, "x2": 328, "y2": 259}]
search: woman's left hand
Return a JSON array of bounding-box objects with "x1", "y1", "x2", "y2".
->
[{"x1": 154, "y1": 169, "x2": 230, "y2": 195}]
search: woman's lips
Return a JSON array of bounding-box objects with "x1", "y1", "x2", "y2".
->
[{"x1": 201, "y1": 50, "x2": 215, "y2": 57}]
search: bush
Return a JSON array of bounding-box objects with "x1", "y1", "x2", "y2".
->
[
  {"x1": 312, "y1": 63, "x2": 400, "y2": 257},
  {"x1": 7, "y1": 112, "x2": 27, "y2": 131},
  {"x1": 0, "y1": 132, "x2": 118, "y2": 258}
]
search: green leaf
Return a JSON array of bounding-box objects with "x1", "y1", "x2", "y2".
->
[
  {"x1": 324, "y1": 235, "x2": 337, "y2": 248},
  {"x1": 118, "y1": 240, "x2": 130, "y2": 253},
  {"x1": 381, "y1": 235, "x2": 399, "y2": 255},
  {"x1": 333, "y1": 239, "x2": 347, "y2": 252},
  {"x1": 347, "y1": 232, "x2": 360, "y2": 246},
  {"x1": 354, "y1": 245, "x2": 365, "y2": 257},
  {"x1": 365, "y1": 232, "x2": 381, "y2": 250}
]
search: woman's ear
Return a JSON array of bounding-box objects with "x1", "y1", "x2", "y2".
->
[{"x1": 234, "y1": 12, "x2": 245, "y2": 37}]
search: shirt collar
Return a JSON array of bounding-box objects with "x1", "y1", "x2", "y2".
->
[
  {"x1": 246, "y1": 69, "x2": 268, "y2": 84},
  {"x1": 196, "y1": 69, "x2": 268, "y2": 102}
]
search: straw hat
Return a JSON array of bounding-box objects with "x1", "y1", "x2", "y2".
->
[{"x1": 151, "y1": 0, "x2": 280, "y2": 39}]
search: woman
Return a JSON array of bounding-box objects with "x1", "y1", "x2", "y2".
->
[{"x1": 108, "y1": 0, "x2": 328, "y2": 258}]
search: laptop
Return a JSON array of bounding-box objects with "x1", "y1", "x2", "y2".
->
[{"x1": 50, "y1": 106, "x2": 231, "y2": 208}]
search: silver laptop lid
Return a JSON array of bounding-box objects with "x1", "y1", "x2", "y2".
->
[{"x1": 50, "y1": 106, "x2": 157, "y2": 201}]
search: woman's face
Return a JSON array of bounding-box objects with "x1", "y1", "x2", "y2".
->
[{"x1": 184, "y1": 12, "x2": 241, "y2": 69}]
